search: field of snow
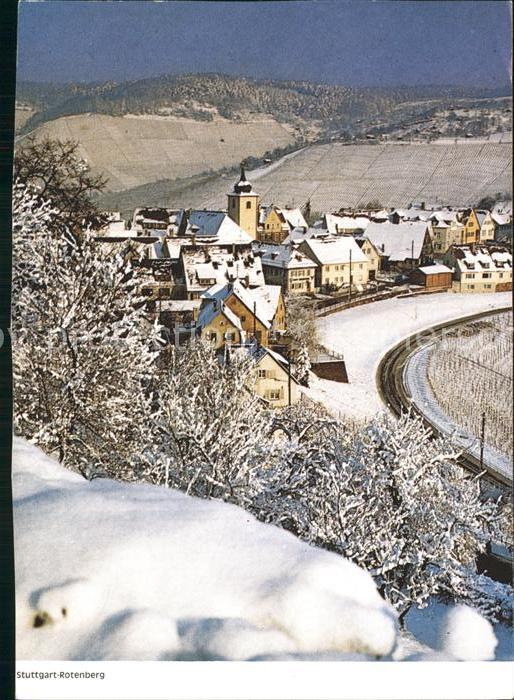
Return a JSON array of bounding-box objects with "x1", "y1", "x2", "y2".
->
[
  {"x1": 309, "y1": 292, "x2": 511, "y2": 422},
  {"x1": 14, "y1": 437, "x2": 511, "y2": 665}
]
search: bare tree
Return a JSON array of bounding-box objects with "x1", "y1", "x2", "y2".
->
[{"x1": 14, "y1": 137, "x2": 108, "y2": 234}]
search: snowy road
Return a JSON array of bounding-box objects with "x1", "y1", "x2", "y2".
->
[{"x1": 307, "y1": 292, "x2": 511, "y2": 421}]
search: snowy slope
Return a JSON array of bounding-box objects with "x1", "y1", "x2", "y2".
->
[
  {"x1": 13, "y1": 438, "x2": 398, "y2": 661},
  {"x1": 312, "y1": 292, "x2": 511, "y2": 421}
]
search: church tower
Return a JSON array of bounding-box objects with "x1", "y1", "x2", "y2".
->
[{"x1": 227, "y1": 163, "x2": 259, "y2": 239}]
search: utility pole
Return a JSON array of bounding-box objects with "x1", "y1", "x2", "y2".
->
[
  {"x1": 348, "y1": 248, "x2": 352, "y2": 302},
  {"x1": 411, "y1": 240, "x2": 414, "y2": 268},
  {"x1": 288, "y1": 349, "x2": 293, "y2": 407},
  {"x1": 480, "y1": 411, "x2": 486, "y2": 470},
  {"x1": 253, "y1": 301, "x2": 257, "y2": 342}
]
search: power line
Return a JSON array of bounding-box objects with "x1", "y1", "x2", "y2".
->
[{"x1": 453, "y1": 353, "x2": 513, "y2": 381}]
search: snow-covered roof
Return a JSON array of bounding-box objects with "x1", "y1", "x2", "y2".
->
[
  {"x1": 254, "y1": 242, "x2": 317, "y2": 269},
  {"x1": 283, "y1": 227, "x2": 330, "y2": 245},
  {"x1": 324, "y1": 214, "x2": 369, "y2": 234},
  {"x1": 281, "y1": 208, "x2": 308, "y2": 230},
  {"x1": 100, "y1": 219, "x2": 128, "y2": 236},
  {"x1": 365, "y1": 221, "x2": 430, "y2": 262},
  {"x1": 189, "y1": 210, "x2": 252, "y2": 245},
  {"x1": 259, "y1": 205, "x2": 308, "y2": 232},
  {"x1": 158, "y1": 300, "x2": 201, "y2": 312},
  {"x1": 492, "y1": 200, "x2": 512, "y2": 217},
  {"x1": 417, "y1": 264, "x2": 453, "y2": 275},
  {"x1": 430, "y1": 210, "x2": 460, "y2": 225},
  {"x1": 183, "y1": 247, "x2": 264, "y2": 293},
  {"x1": 197, "y1": 298, "x2": 243, "y2": 332},
  {"x1": 449, "y1": 245, "x2": 512, "y2": 272},
  {"x1": 491, "y1": 213, "x2": 511, "y2": 226},
  {"x1": 251, "y1": 284, "x2": 282, "y2": 325},
  {"x1": 237, "y1": 341, "x2": 297, "y2": 378},
  {"x1": 202, "y1": 280, "x2": 272, "y2": 329},
  {"x1": 301, "y1": 236, "x2": 368, "y2": 266},
  {"x1": 475, "y1": 211, "x2": 489, "y2": 228}
]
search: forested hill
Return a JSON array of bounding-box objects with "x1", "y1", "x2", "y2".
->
[{"x1": 16, "y1": 73, "x2": 511, "y2": 135}]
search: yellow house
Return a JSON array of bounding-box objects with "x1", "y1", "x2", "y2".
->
[
  {"x1": 356, "y1": 236, "x2": 381, "y2": 278},
  {"x1": 259, "y1": 206, "x2": 288, "y2": 243},
  {"x1": 430, "y1": 218, "x2": 466, "y2": 256},
  {"x1": 459, "y1": 209, "x2": 481, "y2": 245},
  {"x1": 443, "y1": 244, "x2": 512, "y2": 293},
  {"x1": 227, "y1": 164, "x2": 259, "y2": 239},
  {"x1": 299, "y1": 236, "x2": 370, "y2": 290},
  {"x1": 240, "y1": 343, "x2": 300, "y2": 407},
  {"x1": 476, "y1": 211, "x2": 495, "y2": 243},
  {"x1": 255, "y1": 243, "x2": 317, "y2": 294},
  {"x1": 258, "y1": 205, "x2": 308, "y2": 244},
  {"x1": 201, "y1": 280, "x2": 287, "y2": 347},
  {"x1": 196, "y1": 300, "x2": 244, "y2": 350}
]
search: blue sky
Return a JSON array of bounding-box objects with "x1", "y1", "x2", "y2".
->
[{"x1": 17, "y1": 0, "x2": 512, "y2": 86}]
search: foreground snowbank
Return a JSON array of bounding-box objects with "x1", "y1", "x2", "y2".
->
[
  {"x1": 14, "y1": 438, "x2": 508, "y2": 662},
  {"x1": 13, "y1": 438, "x2": 397, "y2": 661}
]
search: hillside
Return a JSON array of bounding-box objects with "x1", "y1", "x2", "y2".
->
[
  {"x1": 19, "y1": 112, "x2": 297, "y2": 192},
  {"x1": 17, "y1": 73, "x2": 511, "y2": 138},
  {"x1": 98, "y1": 140, "x2": 513, "y2": 215}
]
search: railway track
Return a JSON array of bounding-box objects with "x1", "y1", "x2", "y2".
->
[{"x1": 376, "y1": 306, "x2": 513, "y2": 494}]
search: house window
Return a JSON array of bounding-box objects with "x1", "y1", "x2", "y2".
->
[
  {"x1": 208, "y1": 332, "x2": 217, "y2": 342},
  {"x1": 225, "y1": 332, "x2": 236, "y2": 341},
  {"x1": 267, "y1": 389, "x2": 281, "y2": 401},
  {"x1": 484, "y1": 284, "x2": 492, "y2": 289},
  {"x1": 482, "y1": 273, "x2": 491, "y2": 278},
  {"x1": 257, "y1": 369, "x2": 267, "y2": 378}
]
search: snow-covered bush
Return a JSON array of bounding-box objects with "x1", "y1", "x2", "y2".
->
[
  {"x1": 246, "y1": 407, "x2": 505, "y2": 622},
  {"x1": 147, "y1": 340, "x2": 272, "y2": 499},
  {"x1": 12, "y1": 181, "x2": 161, "y2": 478},
  {"x1": 286, "y1": 294, "x2": 320, "y2": 360},
  {"x1": 293, "y1": 343, "x2": 311, "y2": 386}
]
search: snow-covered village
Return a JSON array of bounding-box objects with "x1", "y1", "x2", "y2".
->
[{"x1": 6, "y1": 1, "x2": 514, "y2": 699}]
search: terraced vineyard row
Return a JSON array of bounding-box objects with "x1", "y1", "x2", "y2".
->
[
  {"x1": 427, "y1": 312, "x2": 513, "y2": 461},
  {"x1": 193, "y1": 141, "x2": 513, "y2": 211}
]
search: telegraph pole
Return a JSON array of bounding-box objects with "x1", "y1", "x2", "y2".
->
[
  {"x1": 253, "y1": 301, "x2": 257, "y2": 342},
  {"x1": 411, "y1": 239, "x2": 414, "y2": 268},
  {"x1": 348, "y1": 248, "x2": 352, "y2": 302},
  {"x1": 288, "y1": 351, "x2": 292, "y2": 407},
  {"x1": 479, "y1": 411, "x2": 486, "y2": 470}
]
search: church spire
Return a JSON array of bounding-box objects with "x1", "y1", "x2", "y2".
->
[{"x1": 233, "y1": 161, "x2": 253, "y2": 194}]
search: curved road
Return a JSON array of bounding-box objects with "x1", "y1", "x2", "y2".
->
[{"x1": 376, "y1": 306, "x2": 512, "y2": 494}]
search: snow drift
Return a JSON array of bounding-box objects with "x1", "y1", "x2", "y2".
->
[{"x1": 13, "y1": 438, "x2": 398, "y2": 661}]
